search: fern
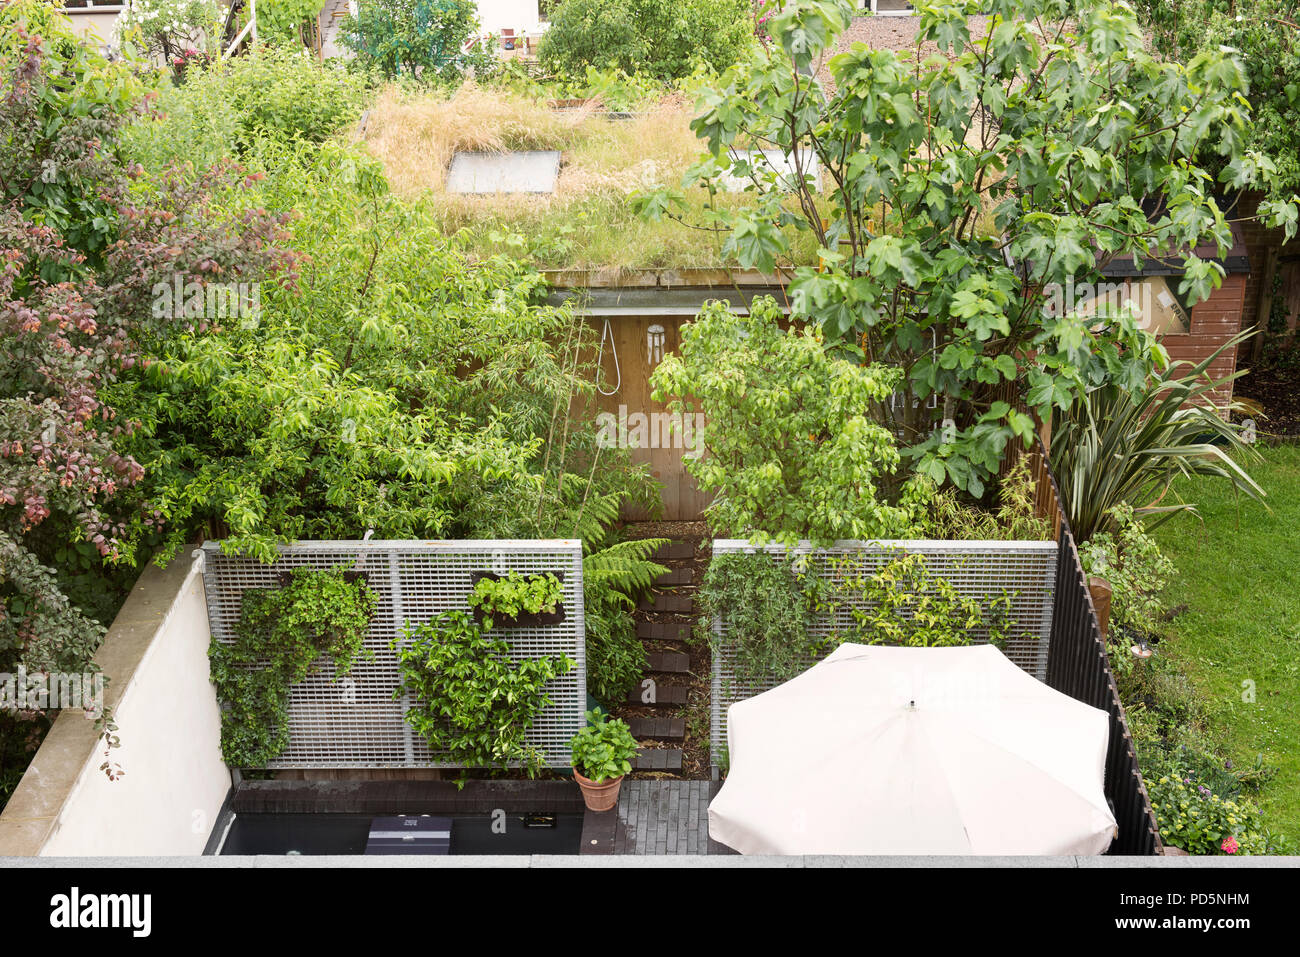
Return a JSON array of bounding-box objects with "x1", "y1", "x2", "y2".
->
[
  {"x1": 584, "y1": 538, "x2": 670, "y2": 596},
  {"x1": 570, "y1": 489, "x2": 623, "y2": 550},
  {"x1": 582, "y1": 537, "x2": 669, "y2": 707}
]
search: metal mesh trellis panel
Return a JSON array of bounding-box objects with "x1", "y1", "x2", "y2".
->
[
  {"x1": 709, "y1": 539, "x2": 1058, "y2": 772},
  {"x1": 201, "y1": 540, "x2": 586, "y2": 770}
]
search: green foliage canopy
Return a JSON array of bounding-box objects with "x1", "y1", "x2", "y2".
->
[
  {"x1": 1134, "y1": 0, "x2": 1300, "y2": 207},
  {"x1": 641, "y1": 0, "x2": 1298, "y2": 498},
  {"x1": 651, "y1": 296, "x2": 928, "y2": 546},
  {"x1": 539, "y1": 0, "x2": 754, "y2": 80},
  {"x1": 340, "y1": 0, "x2": 493, "y2": 81}
]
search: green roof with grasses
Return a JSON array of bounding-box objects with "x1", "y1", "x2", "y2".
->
[{"x1": 356, "y1": 83, "x2": 823, "y2": 273}]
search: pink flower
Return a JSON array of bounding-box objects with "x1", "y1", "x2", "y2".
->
[{"x1": 1221, "y1": 836, "x2": 1239, "y2": 854}]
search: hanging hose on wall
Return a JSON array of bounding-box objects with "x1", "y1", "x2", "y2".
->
[{"x1": 595, "y1": 316, "x2": 621, "y2": 397}]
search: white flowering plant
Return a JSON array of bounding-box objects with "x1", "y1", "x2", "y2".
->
[{"x1": 114, "y1": 0, "x2": 223, "y2": 66}]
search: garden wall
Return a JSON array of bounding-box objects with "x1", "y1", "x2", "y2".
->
[
  {"x1": 201, "y1": 539, "x2": 587, "y2": 769},
  {"x1": 708, "y1": 539, "x2": 1059, "y2": 771},
  {"x1": 0, "y1": 554, "x2": 231, "y2": 856}
]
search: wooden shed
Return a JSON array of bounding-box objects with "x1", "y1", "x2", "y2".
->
[
  {"x1": 1096, "y1": 223, "x2": 1252, "y2": 407},
  {"x1": 547, "y1": 270, "x2": 792, "y2": 521}
]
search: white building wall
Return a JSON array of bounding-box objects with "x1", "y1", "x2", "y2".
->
[
  {"x1": 475, "y1": 0, "x2": 545, "y2": 36},
  {"x1": 37, "y1": 558, "x2": 231, "y2": 856}
]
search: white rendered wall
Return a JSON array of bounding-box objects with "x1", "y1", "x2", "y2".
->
[
  {"x1": 36, "y1": 557, "x2": 231, "y2": 856},
  {"x1": 476, "y1": 0, "x2": 545, "y2": 35}
]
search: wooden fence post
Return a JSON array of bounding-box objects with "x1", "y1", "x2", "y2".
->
[{"x1": 1088, "y1": 576, "x2": 1113, "y2": 642}]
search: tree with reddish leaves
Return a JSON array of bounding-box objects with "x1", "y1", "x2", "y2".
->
[{"x1": 0, "y1": 23, "x2": 296, "y2": 799}]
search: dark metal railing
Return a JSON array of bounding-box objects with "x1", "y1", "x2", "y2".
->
[{"x1": 1024, "y1": 446, "x2": 1161, "y2": 855}]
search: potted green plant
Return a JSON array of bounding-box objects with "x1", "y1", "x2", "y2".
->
[
  {"x1": 569, "y1": 708, "x2": 638, "y2": 812},
  {"x1": 468, "y1": 570, "x2": 566, "y2": 628}
]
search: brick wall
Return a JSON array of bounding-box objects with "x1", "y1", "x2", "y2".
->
[{"x1": 1160, "y1": 273, "x2": 1247, "y2": 407}]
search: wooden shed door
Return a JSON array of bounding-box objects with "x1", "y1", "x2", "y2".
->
[{"x1": 589, "y1": 315, "x2": 712, "y2": 521}]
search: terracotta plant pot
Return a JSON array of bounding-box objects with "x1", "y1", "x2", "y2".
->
[{"x1": 573, "y1": 768, "x2": 624, "y2": 812}]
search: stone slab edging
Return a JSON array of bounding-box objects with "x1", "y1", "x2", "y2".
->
[{"x1": 0, "y1": 554, "x2": 205, "y2": 856}]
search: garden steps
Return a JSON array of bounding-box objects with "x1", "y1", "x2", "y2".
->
[
  {"x1": 637, "y1": 621, "x2": 692, "y2": 641},
  {"x1": 626, "y1": 682, "x2": 690, "y2": 706},
  {"x1": 621, "y1": 530, "x2": 708, "y2": 777},
  {"x1": 639, "y1": 593, "x2": 694, "y2": 614},
  {"x1": 646, "y1": 650, "x2": 691, "y2": 674},
  {"x1": 626, "y1": 716, "x2": 685, "y2": 741},
  {"x1": 633, "y1": 748, "x2": 685, "y2": 772},
  {"x1": 653, "y1": 567, "x2": 694, "y2": 586},
  {"x1": 651, "y1": 541, "x2": 696, "y2": 562}
]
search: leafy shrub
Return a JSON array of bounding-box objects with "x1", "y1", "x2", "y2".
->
[
  {"x1": 1119, "y1": 655, "x2": 1205, "y2": 738},
  {"x1": 1, "y1": 25, "x2": 289, "y2": 799},
  {"x1": 699, "y1": 551, "x2": 821, "y2": 684},
  {"x1": 340, "y1": 0, "x2": 493, "y2": 82},
  {"x1": 116, "y1": 137, "x2": 653, "y2": 563},
  {"x1": 210, "y1": 566, "x2": 376, "y2": 767},
  {"x1": 1134, "y1": 0, "x2": 1300, "y2": 206},
  {"x1": 393, "y1": 610, "x2": 573, "y2": 778},
  {"x1": 255, "y1": 0, "x2": 329, "y2": 49},
  {"x1": 539, "y1": 0, "x2": 752, "y2": 80},
  {"x1": 1147, "y1": 772, "x2": 1267, "y2": 855},
  {"x1": 919, "y1": 456, "x2": 1052, "y2": 541},
  {"x1": 826, "y1": 551, "x2": 1024, "y2": 650},
  {"x1": 123, "y1": 47, "x2": 367, "y2": 170},
  {"x1": 1079, "y1": 503, "x2": 1175, "y2": 639},
  {"x1": 651, "y1": 297, "x2": 929, "y2": 547},
  {"x1": 570, "y1": 707, "x2": 637, "y2": 783},
  {"x1": 1, "y1": 0, "x2": 82, "y2": 58},
  {"x1": 1137, "y1": 723, "x2": 1271, "y2": 804}
]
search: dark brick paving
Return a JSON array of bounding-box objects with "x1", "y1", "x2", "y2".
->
[{"x1": 636, "y1": 621, "x2": 691, "y2": 640}]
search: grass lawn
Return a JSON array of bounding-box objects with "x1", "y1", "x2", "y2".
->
[{"x1": 1153, "y1": 441, "x2": 1300, "y2": 840}]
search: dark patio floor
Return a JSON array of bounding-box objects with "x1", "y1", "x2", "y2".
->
[{"x1": 580, "y1": 780, "x2": 736, "y2": 855}]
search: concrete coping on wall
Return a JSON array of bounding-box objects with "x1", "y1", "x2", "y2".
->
[
  {"x1": 0, "y1": 554, "x2": 202, "y2": 856},
  {"x1": 540, "y1": 267, "x2": 795, "y2": 290}
]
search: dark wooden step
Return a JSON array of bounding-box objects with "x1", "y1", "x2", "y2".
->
[
  {"x1": 626, "y1": 681, "x2": 689, "y2": 706},
  {"x1": 654, "y1": 567, "x2": 694, "y2": 586},
  {"x1": 639, "y1": 594, "x2": 693, "y2": 615},
  {"x1": 626, "y1": 716, "x2": 685, "y2": 741},
  {"x1": 646, "y1": 651, "x2": 691, "y2": 674},
  {"x1": 637, "y1": 621, "x2": 692, "y2": 641},
  {"x1": 652, "y1": 542, "x2": 695, "y2": 561},
  {"x1": 633, "y1": 748, "x2": 684, "y2": 772}
]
